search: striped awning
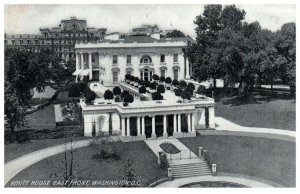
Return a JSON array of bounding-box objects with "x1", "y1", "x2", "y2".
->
[
  {"x1": 72, "y1": 69, "x2": 82, "y2": 76},
  {"x1": 80, "y1": 69, "x2": 90, "y2": 76}
]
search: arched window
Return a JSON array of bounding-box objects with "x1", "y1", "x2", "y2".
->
[{"x1": 140, "y1": 55, "x2": 152, "y2": 63}]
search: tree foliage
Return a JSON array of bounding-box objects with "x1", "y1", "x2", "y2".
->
[{"x1": 165, "y1": 30, "x2": 186, "y2": 38}]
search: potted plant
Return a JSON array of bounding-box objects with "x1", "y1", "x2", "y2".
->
[
  {"x1": 174, "y1": 88, "x2": 182, "y2": 103},
  {"x1": 179, "y1": 80, "x2": 187, "y2": 89},
  {"x1": 160, "y1": 76, "x2": 165, "y2": 83},
  {"x1": 152, "y1": 74, "x2": 160, "y2": 82},
  {"x1": 113, "y1": 86, "x2": 122, "y2": 102},
  {"x1": 123, "y1": 94, "x2": 134, "y2": 106},
  {"x1": 165, "y1": 77, "x2": 172, "y2": 89},
  {"x1": 157, "y1": 84, "x2": 165, "y2": 94},
  {"x1": 104, "y1": 89, "x2": 114, "y2": 104},
  {"x1": 125, "y1": 74, "x2": 131, "y2": 83},
  {"x1": 139, "y1": 86, "x2": 147, "y2": 101},
  {"x1": 152, "y1": 92, "x2": 163, "y2": 102},
  {"x1": 172, "y1": 79, "x2": 179, "y2": 90}
]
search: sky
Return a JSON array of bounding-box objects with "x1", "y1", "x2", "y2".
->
[{"x1": 4, "y1": 4, "x2": 296, "y2": 37}]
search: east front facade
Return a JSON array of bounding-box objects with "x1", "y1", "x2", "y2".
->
[{"x1": 73, "y1": 35, "x2": 192, "y2": 87}]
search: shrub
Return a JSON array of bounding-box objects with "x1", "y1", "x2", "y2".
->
[
  {"x1": 134, "y1": 77, "x2": 140, "y2": 83},
  {"x1": 144, "y1": 80, "x2": 150, "y2": 88},
  {"x1": 152, "y1": 74, "x2": 160, "y2": 81},
  {"x1": 139, "y1": 80, "x2": 145, "y2": 86},
  {"x1": 197, "y1": 85, "x2": 207, "y2": 94},
  {"x1": 82, "y1": 76, "x2": 89, "y2": 84},
  {"x1": 160, "y1": 76, "x2": 165, "y2": 82},
  {"x1": 179, "y1": 80, "x2": 187, "y2": 88},
  {"x1": 113, "y1": 86, "x2": 122, "y2": 96},
  {"x1": 157, "y1": 84, "x2": 165, "y2": 94},
  {"x1": 139, "y1": 86, "x2": 146, "y2": 94},
  {"x1": 85, "y1": 90, "x2": 96, "y2": 102},
  {"x1": 187, "y1": 83, "x2": 195, "y2": 91},
  {"x1": 121, "y1": 90, "x2": 129, "y2": 99},
  {"x1": 68, "y1": 83, "x2": 81, "y2": 97},
  {"x1": 104, "y1": 90, "x2": 114, "y2": 101},
  {"x1": 149, "y1": 82, "x2": 157, "y2": 90},
  {"x1": 181, "y1": 89, "x2": 191, "y2": 100},
  {"x1": 165, "y1": 77, "x2": 172, "y2": 84},
  {"x1": 152, "y1": 92, "x2": 163, "y2": 100},
  {"x1": 125, "y1": 74, "x2": 132, "y2": 81},
  {"x1": 158, "y1": 152, "x2": 169, "y2": 170},
  {"x1": 174, "y1": 88, "x2": 182, "y2": 97},
  {"x1": 172, "y1": 79, "x2": 179, "y2": 86},
  {"x1": 124, "y1": 94, "x2": 134, "y2": 103}
]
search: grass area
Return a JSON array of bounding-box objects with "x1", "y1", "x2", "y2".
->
[
  {"x1": 215, "y1": 98, "x2": 295, "y2": 131},
  {"x1": 180, "y1": 135, "x2": 295, "y2": 187},
  {"x1": 5, "y1": 135, "x2": 88, "y2": 163},
  {"x1": 26, "y1": 105, "x2": 56, "y2": 129},
  {"x1": 7, "y1": 141, "x2": 167, "y2": 187}
]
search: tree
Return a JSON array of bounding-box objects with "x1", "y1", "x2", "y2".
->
[
  {"x1": 152, "y1": 74, "x2": 160, "y2": 81},
  {"x1": 149, "y1": 82, "x2": 157, "y2": 90},
  {"x1": 104, "y1": 90, "x2": 114, "y2": 101},
  {"x1": 275, "y1": 22, "x2": 296, "y2": 97},
  {"x1": 187, "y1": 83, "x2": 195, "y2": 91},
  {"x1": 174, "y1": 88, "x2": 182, "y2": 97},
  {"x1": 138, "y1": 86, "x2": 146, "y2": 94},
  {"x1": 113, "y1": 86, "x2": 122, "y2": 96},
  {"x1": 124, "y1": 94, "x2": 134, "y2": 104},
  {"x1": 197, "y1": 85, "x2": 207, "y2": 95},
  {"x1": 121, "y1": 90, "x2": 129, "y2": 99},
  {"x1": 165, "y1": 30, "x2": 186, "y2": 38},
  {"x1": 165, "y1": 77, "x2": 172, "y2": 84},
  {"x1": 120, "y1": 158, "x2": 140, "y2": 187},
  {"x1": 157, "y1": 85, "x2": 165, "y2": 94},
  {"x1": 179, "y1": 80, "x2": 187, "y2": 88},
  {"x1": 5, "y1": 80, "x2": 28, "y2": 133},
  {"x1": 172, "y1": 79, "x2": 179, "y2": 86},
  {"x1": 152, "y1": 92, "x2": 163, "y2": 101}
]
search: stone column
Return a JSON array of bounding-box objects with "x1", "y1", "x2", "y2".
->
[
  {"x1": 163, "y1": 115, "x2": 168, "y2": 138},
  {"x1": 178, "y1": 114, "x2": 182, "y2": 133},
  {"x1": 187, "y1": 113, "x2": 191, "y2": 132},
  {"x1": 208, "y1": 107, "x2": 215, "y2": 128},
  {"x1": 191, "y1": 113, "x2": 195, "y2": 132},
  {"x1": 98, "y1": 53, "x2": 102, "y2": 82},
  {"x1": 121, "y1": 117, "x2": 126, "y2": 136},
  {"x1": 185, "y1": 57, "x2": 190, "y2": 79},
  {"x1": 151, "y1": 116, "x2": 156, "y2": 138},
  {"x1": 141, "y1": 116, "x2": 145, "y2": 135},
  {"x1": 88, "y1": 52, "x2": 93, "y2": 80},
  {"x1": 173, "y1": 114, "x2": 177, "y2": 133},
  {"x1": 136, "y1": 117, "x2": 141, "y2": 136},
  {"x1": 126, "y1": 117, "x2": 130, "y2": 136},
  {"x1": 80, "y1": 53, "x2": 84, "y2": 69},
  {"x1": 76, "y1": 53, "x2": 80, "y2": 70}
]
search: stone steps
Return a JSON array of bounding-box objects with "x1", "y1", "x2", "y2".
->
[{"x1": 170, "y1": 161, "x2": 211, "y2": 178}]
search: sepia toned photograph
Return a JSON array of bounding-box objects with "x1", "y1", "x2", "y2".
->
[{"x1": 3, "y1": 2, "x2": 296, "y2": 189}]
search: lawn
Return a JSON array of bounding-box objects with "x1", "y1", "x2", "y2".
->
[
  {"x1": 215, "y1": 99, "x2": 296, "y2": 131},
  {"x1": 180, "y1": 135, "x2": 295, "y2": 187},
  {"x1": 5, "y1": 135, "x2": 89, "y2": 163},
  {"x1": 26, "y1": 105, "x2": 56, "y2": 129},
  {"x1": 7, "y1": 141, "x2": 167, "y2": 187}
]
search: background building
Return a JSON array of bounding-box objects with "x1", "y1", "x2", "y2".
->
[{"x1": 4, "y1": 16, "x2": 107, "y2": 62}]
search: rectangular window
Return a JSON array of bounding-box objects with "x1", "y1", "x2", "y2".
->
[
  {"x1": 92, "y1": 55, "x2": 95, "y2": 62},
  {"x1": 12, "y1": 40, "x2": 15, "y2": 45},
  {"x1": 35, "y1": 40, "x2": 39, "y2": 44},
  {"x1": 173, "y1": 53, "x2": 178, "y2": 63},
  {"x1": 161, "y1": 70, "x2": 165, "y2": 77},
  {"x1": 19, "y1": 40, "x2": 23, "y2": 44},
  {"x1": 160, "y1": 54, "x2": 165, "y2": 63},
  {"x1": 174, "y1": 70, "x2": 179, "y2": 80},
  {"x1": 27, "y1": 40, "x2": 31, "y2": 44},
  {"x1": 127, "y1": 55, "x2": 131, "y2": 64},
  {"x1": 113, "y1": 72, "x2": 118, "y2": 83},
  {"x1": 4, "y1": 40, "x2": 7, "y2": 45},
  {"x1": 113, "y1": 55, "x2": 118, "y2": 64},
  {"x1": 126, "y1": 71, "x2": 132, "y2": 75}
]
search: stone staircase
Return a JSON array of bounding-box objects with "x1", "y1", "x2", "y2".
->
[{"x1": 169, "y1": 158, "x2": 211, "y2": 178}]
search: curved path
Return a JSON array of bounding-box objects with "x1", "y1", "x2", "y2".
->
[
  {"x1": 155, "y1": 175, "x2": 274, "y2": 188},
  {"x1": 215, "y1": 117, "x2": 296, "y2": 138},
  {"x1": 4, "y1": 139, "x2": 93, "y2": 186}
]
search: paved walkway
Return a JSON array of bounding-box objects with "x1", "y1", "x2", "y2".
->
[
  {"x1": 215, "y1": 117, "x2": 296, "y2": 138},
  {"x1": 144, "y1": 138, "x2": 200, "y2": 163},
  {"x1": 155, "y1": 175, "x2": 274, "y2": 188},
  {"x1": 4, "y1": 139, "x2": 93, "y2": 186}
]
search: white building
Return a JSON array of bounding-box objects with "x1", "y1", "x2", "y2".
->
[
  {"x1": 73, "y1": 36, "x2": 192, "y2": 87},
  {"x1": 73, "y1": 35, "x2": 215, "y2": 141}
]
